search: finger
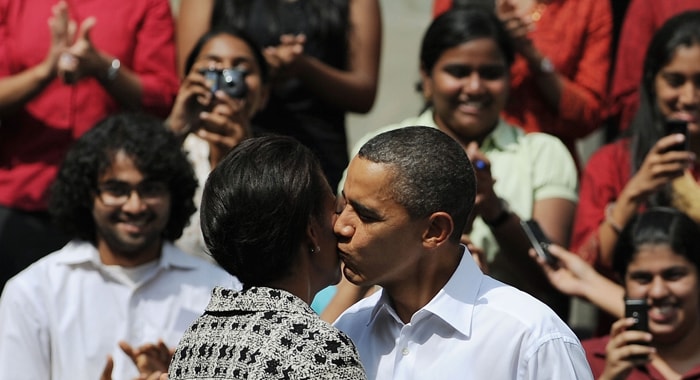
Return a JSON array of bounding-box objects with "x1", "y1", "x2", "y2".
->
[
  {"x1": 213, "y1": 90, "x2": 245, "y2": 112},
  {"x1": 119, "y1": 340, "x2": 137, "y2": 361},
  {"x1": 160, "y1": 373, "x2": 169, "y2": 380},
  {"x1": 100, "y1": 355, "x2": 114, "y2": 380},
  {"x1": 76, "y1": 17, "x2": 96, "y2": 42}
]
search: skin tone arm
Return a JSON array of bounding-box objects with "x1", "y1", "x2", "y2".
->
[
  {"x1": 496, "y1": 0, "x2": 562, "y2": 110},
  {"x1": 530, "y1": 244, "x2": 625, "y2": 317},
  {"x1": 0, "y1": 2, "x2": 70, "y2": 117},
  {"x1": 598, "y1": 134, "x2": 693, "y2": 267},
  {"x1": 176, "y1": 0, "x2": 215, "y2": 77},
  {"x1": 319, "y1": 274, "x2": 374, "y2": 323},
  {"x1": 176, "y1": 0, "x2": 382, "y2": 113},
  {"x1": 58, "y1": 17, "x2": 143, "y2": 111}
]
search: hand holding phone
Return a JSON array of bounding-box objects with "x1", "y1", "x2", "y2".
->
[
  {"x1": 624, "y1": 298, "x2": 650, "y2": 361},
  {"x1": 520, "y1": 219, "x2": 557, "y2": 266}
]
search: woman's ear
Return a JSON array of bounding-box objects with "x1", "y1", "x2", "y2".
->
[
  {"x1": 422, "y1": 211, "x2": 453, "y2": 248},
  {"x1": 305, "y1": 216, "x2": 321, "y2": 254}
]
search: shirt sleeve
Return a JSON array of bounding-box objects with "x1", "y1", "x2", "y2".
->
[
  {"x1": 555, "y1": 0, "x2": 612, "y2": 138},
  {"x1": 0, "y1": 277, "x2": 51, "y2": 379},
  {"x1": 569, "y1": 142, "x2": 628, "y2": 265},
  {"x1": 132, "y1": 0, "x2": 179, "y2": 117},
  {"x1": 609, "y1": 0, "x2": 654, "y2": 132},
  {"x1": 524, "y1": 336, "x2": 594, "y2": 380},
  {"x1": 528, "y1": 133, "x2": 579, "y2": 203}
]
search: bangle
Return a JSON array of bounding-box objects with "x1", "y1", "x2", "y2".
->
[{"x1": 605, "y1": 202, "x2": 622, "y2": 234}]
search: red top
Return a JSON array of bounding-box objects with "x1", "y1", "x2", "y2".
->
[
  {"x1": 571, "y1": 138, "x2": 700, "y2": 267},
  {"x1": 610, "y1": 0, "x2": 700, "y2": 132},
  {"x1": 583, "y1": 336, "x2": 700, "y2": 379},
  {"x1": 0, "y1": 0, "x2": 179, "y2": 211},
  {"x1": 433, "y1": 0, "x2": 612, "y2": 162}
]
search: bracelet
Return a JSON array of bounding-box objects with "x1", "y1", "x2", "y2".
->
[
  {"x1": 483, "y1": 198, "x2": 512, "y2": 228},
  {"x1": 605, "y1": 202, "x2": 622, "y2": 234}
]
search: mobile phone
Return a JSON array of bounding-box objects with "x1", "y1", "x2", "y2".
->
[
  {"x1": 625, "y1": 298, "x2": 649, "y2": 332},
  {"x1": 625, "y1": 298, "x2": 650, "y2": 360},
  {"x1": 520, "y1": 219, "x2": 557, "y2": 266},
  {"x1": 665, "y1": 119, "x2": 689, "y2": 151}
]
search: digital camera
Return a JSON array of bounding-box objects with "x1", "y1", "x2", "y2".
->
[{"x1": 200, "y1": 68, "x2": 248, "y2": 98}]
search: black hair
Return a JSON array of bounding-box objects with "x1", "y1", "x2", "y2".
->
[
  {"x1": 200, "y1": 135, "x2": 328, "y2": 287},
  {"x1": 210, "y1": 0, "x2": 348, "y2": 67},
  {"x1": 358, "y1": 126, "x2": 476, "y2": 242},
  {"x1": 420, "y1": 6, "x2": 515, "y2": 76},
  {"x1": 628, "y1": 11, "x2": 700, "y2": 179},
  {"x1": 184, "y1": 27, "x2": 270, "y2": 84},
  {"x1": 612, "y1": 207, "x2": 700, "y2": 281},
  {"x1": 49, "y1": 113, "x2": 197, "y2": 242}
]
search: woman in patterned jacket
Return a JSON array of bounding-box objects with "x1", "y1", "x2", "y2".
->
[{"x1": 168, "y1": 135, "x2": 366, "y2": 380}]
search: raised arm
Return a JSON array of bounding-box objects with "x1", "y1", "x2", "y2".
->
[
  {"x1": 176, "y1": 0, "x2": 215, "y2": 76},
  {"x1": 291, "y1": 0, "x2": 381, "y2": 113}
]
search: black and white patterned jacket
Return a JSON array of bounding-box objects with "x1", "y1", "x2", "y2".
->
[{"x1": 169, "y1": 286, "x2": 367, "y2": 380}]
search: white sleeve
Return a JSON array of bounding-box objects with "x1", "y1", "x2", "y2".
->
[
  {"x1": 0, "y1": 277, "x2": 51, "y2": 379},
  {"x1": 524, "y1": 336, "x2": 593, "y2": 380}
]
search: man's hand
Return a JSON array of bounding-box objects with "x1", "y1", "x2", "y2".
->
[{"x1": 99, "y1": 340, "x2": 173, "y2": 380}]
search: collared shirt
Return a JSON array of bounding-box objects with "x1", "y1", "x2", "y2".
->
[
  {"x1": 0, "y1": 240, "x2": 238, "y2": 380},
  {"x1": 169, "y1": 286, "x2": 367, "y2": 380},
  {"x1": 584, "y1": 336, "x2": 700, "y2": 379},
  {"x1": 333, "y1": 248, "x2": 593, "y2": 380},
  {"x1": 343, "y1": 110, "x2": 578, "y2": 293}
]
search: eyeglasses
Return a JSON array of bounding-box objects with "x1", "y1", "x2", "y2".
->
[{"x1": 96, "y1": 180, "x2": 169, "y2": 206}]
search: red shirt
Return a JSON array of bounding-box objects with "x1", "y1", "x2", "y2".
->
[
  {"x1": 433, "y1": 0, "x2": 612, "y2": 162},
  {"x1": 611, "y1": 0, "x2": 700, "y2": 132},
  {"x1": 0, "y1": 0, "x2": 179, "y2": 211},
  {"x1": 571, "y1": 138, "x2": 700, "y2": 267},
  {"x1": 583, "y1": 336, "x2": 700, "y2": 379}
]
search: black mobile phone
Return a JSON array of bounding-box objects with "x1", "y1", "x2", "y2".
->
[
  {"x1": 666, "y1": 119, "x2": 689, "y2": 151},
  {"x1": 625, "y1": 298, "x2": 649, "y2": 332},
  {"x1": 520, "y1": 219, "x2": 557, "y2": 266},
  {"x1": 625, "y1": 298, "x2": 650, "y2": 360}
]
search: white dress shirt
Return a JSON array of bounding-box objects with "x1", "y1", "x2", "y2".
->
[
  {"x1": 334, "y1": 248, "x2": 593, "y2": 380},
  {"x1": 0, "y1": 240, "x2": 239, "y2": 380}
]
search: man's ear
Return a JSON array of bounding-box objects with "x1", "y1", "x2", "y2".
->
[{"x1": 422, "y1": 211, "x2": 453, "y2": 248}]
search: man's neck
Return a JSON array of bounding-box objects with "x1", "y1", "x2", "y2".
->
[
  {"x1": 384, "y1": 247, "x2": 463, "y2": 324},
  {"x1": 97, "y1": 241, "x2": 162, "y2": 268}
]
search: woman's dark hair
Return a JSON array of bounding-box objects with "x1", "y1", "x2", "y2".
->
[
  {"x1": 420, "y1": 6, "x2": 515, "y2": 76},
  {"x1": 628, "y1": 11, "x2": 700, "y2": 177},
  {"x1": 612, "y1": 207, "x2": 700, "y2": 281},
  {"x1": 200, "y1": 135, "x2": 328, "y2": 288},
  {"x1": 49, "y1": 113, "x2": 197, "y2": 243},
  {"x1": 184, "y1": 27, "x2": 270, "y2": 84},
  {"x1": 210, "y1": 0, "x2": 348, "y2": 67}
]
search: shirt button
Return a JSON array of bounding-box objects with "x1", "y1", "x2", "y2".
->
[{"x1": 401, "y1": 348, "x2": 409, "y2": 356}]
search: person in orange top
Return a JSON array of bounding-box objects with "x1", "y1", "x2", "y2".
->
[{"x1": 433, "y1": 0, "x2": 612, "y2": 165}]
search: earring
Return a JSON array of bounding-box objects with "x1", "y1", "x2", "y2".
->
[{"x1": 310, "y1": 246, "x2": 320, "y2": 254}]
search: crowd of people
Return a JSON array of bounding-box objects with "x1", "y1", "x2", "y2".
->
[{"x1": 1, "y1": 0, "x2": 700, "y2": 379}]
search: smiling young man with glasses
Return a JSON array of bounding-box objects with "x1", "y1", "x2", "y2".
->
[{"x1": 0, "y1": 113, "x2": 238, "y2": 380}]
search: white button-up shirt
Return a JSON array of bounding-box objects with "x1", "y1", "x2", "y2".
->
[
  {"x1": 334, "y1": 249, "x2": 593, "y2": 380},
  {"x1": 0, "y1": 240, "x2": 238, "y2": 380}
]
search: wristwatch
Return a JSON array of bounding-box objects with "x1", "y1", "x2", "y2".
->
[
  {"x1": 538, "y1": 56, "x2": 555, "y2": 74},
  {"x1": 483, "y1": 197, "x2": 512, "y2": 228},
  {"x1": 107, "y1": 58, "x2": 121, "y2": 81}
]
